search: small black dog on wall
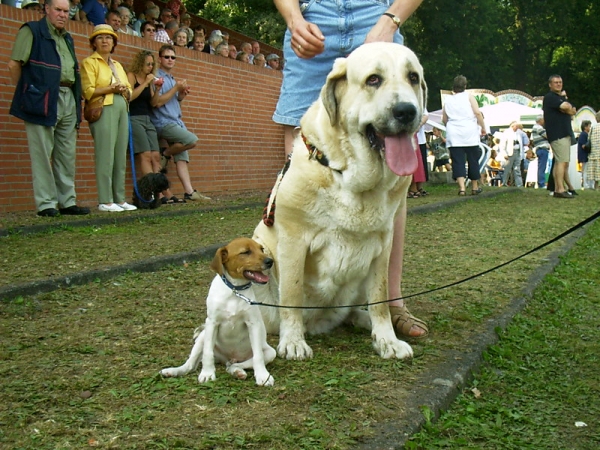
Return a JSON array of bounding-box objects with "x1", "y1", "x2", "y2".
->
[{"x1": 132, "y1": 170, "x2": 170, "y2": 209}]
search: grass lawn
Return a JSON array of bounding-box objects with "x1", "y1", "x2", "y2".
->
[{"x1": 1, "y1": 185, "x2": 599, "y2": 449}]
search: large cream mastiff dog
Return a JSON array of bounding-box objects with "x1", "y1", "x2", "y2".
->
[{"x1": 253, "y1": 42, "x2": 427, "y2": 361}]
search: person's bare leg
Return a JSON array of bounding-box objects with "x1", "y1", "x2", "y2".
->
[
  {"x1": 388, "y1": 204, "x2": 428, "y2": 338},
  {"x1": 151, "y1": 151, "x2": 162, "y2": 173},
  {"x1": 554, "y1": 162, "x2": 566, "y2": 193},
  {"x1": 563, "y1": 163, "x2": 574, "y2": 191},
  {"x1": 138, "y1": 152, "x2": 154, "y2": 176},
  {"x1": 164, "y1": 142, "x2": 195, "y2": 158},
  {"x1": 176, "y1": 160, "x2": 194, "y2": 195},
  {"x1": 457, "y1": 176, "x2": 466, "y2": 193},
  {"x1": 284, "y1": 125, "x2": 297, "y2": 158}
]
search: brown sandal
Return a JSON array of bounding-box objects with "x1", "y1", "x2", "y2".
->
[{"x1": 389, "y1": 306, "x2": 429, "y2": 339}]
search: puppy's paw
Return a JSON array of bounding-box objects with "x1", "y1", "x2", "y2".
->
[
  {"x1": 372, "y1": 337, "x2": 413, "y2": 360},
  {"x1": 226, "y1": 363, "x2": 248, "y2": 380},
  {"x1": 277, "y1": 338, "x2": 313, "y2": 360},
  {"x1": 255, "y1": 371, "x2": 275, "y2": 387},
  {"x1": 198, "y1": 370, "x2": 216, "y2": 383},
  {"x1": 160, "y1": 366, "x2": 187, "y2": 377}
]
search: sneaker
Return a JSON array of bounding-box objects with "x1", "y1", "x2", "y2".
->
[
  {"x1": 59, "y1": 205, "x2": 91, "y2": 215},
  {"x1": 184, "y1": 190, "x2": 211, "y2": 201},
  {"x1": 98, "y1": 203, "x2": 124, "y2": 212},
  {"x1": 118, "y1": 202, "x2": 138, "y2": 211},
  {"x1": 568, "y1": 189, "x2": 578, "y2": 196}
]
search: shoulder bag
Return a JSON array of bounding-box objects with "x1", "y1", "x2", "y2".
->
[{"x1": 84, "y1": 95, "x2": 105, "y2": 123}]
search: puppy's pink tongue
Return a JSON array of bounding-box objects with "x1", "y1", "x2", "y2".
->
[
  {"x1": 244, "y1": 270, "x2": 269, "y2": 284},
  {"x1": 384, "y1": 134, "x2": 417, "y2": 176}
]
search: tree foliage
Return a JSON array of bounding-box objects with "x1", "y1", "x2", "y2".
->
[
  {"x1": 184, "y1": 0, "x2": 285, "y2": 47},
  {"x1": 184, "y1": 0, "x2": 600, "y2": 111}
]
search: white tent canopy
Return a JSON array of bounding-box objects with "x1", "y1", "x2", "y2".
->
[
  {"x1": 424, "y1": 102, "x2": 542, "y2": 133},
  {"x1": 479, "y1": 102, "x2": 542, "y2": 130}
]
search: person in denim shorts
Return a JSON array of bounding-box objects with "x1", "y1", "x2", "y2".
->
[{"x1": 273, "y1": 0, "x2": 428, "y2": 339}]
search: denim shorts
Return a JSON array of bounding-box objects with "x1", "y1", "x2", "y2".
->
[{"x1": 273, "y1": 0, "x2": 403, "y2": 127}]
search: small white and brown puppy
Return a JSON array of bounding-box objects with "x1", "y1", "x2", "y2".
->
[{"x1": 161, "y1": 238, "x2": 276, "y2": 386}]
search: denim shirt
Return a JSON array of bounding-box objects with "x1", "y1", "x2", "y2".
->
[{"x1": 150, "y1": 68, "x2": 186, "y2": 132}]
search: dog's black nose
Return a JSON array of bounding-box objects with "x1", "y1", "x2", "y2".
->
[
  {"x1": 392, "y1": 102, "x2": 417, "y2": 125},
  {"x1": 264, "y1": 257, "x2": 274, "y2": 269}
]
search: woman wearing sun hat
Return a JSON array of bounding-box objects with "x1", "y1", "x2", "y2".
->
[{"x1": 81, "y1": 24, "x2": 136, "y2": 212}]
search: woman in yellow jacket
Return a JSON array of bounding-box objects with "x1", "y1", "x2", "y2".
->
[{"x1": 81, "y1": 25, "x2": 136, "y2": 212}]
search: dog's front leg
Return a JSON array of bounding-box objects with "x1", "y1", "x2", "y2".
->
[
  {"x1": 276, "y1": 234, "x2": 313, "y2": 360},
  {"x1": 198, "y1": 318, "x2": 219, "y2": 383},
  {"x1": 246, "y1": 311, "x2": 275, "y2": 386},
  {"x1": 160, "y1": 329, "x2": 205, "y2": 377},
  {"x1": 368, "y1": 254, "x2": 413, "y2": 360}
]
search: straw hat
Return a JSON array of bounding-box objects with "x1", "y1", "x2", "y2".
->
[{"x1": 89, "y1": 24, "x2": 119, "y2": 42}]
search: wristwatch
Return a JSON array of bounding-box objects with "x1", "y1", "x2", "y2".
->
[{"x1": 383, "y1": 12, "x2": 402, "y2": 29}]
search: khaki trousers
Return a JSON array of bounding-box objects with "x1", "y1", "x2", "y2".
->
[
  {"x1": 89, "y1": 95, "x2": 129, "y2": 204},
  {"x1": 24, "y1": 87, "x2": 78, "y2": 212}
]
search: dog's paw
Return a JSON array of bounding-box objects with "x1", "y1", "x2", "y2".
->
[
  {"x1": 372, "y1": 337, "x2": 413, "y2": 360},
  {"x1": 255, "y1": 371, "x2": 275, "y2": 387},
  {"x1": 277, "y1": 338, "x2": 313, "y2": 360},
  {"x1": 160, "y1": 367, "x2": 186, "y2": 377},
  {"x1": 198, "y1": 370, "x2": 216, "y2": 383},
  {"x1": 226, "y1": 363, "x2": 248, "y2": 380}
]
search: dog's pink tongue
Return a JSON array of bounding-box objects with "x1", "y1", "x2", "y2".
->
[
  {"x1": 244, "y1": 270, "x2": 269, "y2": 284},
  {"x1": 384, "y1": 134, "x2": 417, "y2": 176}
]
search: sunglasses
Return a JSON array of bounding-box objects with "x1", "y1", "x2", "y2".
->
[
  {"x1": 144, "y1": 28, "x2": 156, "y2": 32},
  {"x1": 161, "y1": 55, "x2": 176, "y2": 60}
]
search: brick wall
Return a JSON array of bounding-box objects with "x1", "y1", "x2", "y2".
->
[{"x1": 0, "y1": 5, "x2": 285, "y2": 213}]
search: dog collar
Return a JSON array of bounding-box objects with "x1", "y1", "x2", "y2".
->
[
  {"x1": 220, "y1": 274, "x2": 255, "y2": 305},
  {"x1": 221, "y1": 274, "x2": 252, "y2": 291},
  {"x1": 302, "y1": 134, "x2": 330, "y2": 167}
]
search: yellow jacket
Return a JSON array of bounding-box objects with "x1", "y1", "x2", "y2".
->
[{"x1": 80, "y1": 52, "x2": 132, "y2": 105}]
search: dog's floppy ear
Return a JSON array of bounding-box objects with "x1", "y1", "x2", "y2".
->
[
  {"x1": 420, "y1": 76, "x2": 428, "y2": 115},
  {"x1": 209, "y1": 247, "x2": 228, "y2": 275},
  {"x1": 321, "y1": 57, "x2": 348, "y2": 126}
]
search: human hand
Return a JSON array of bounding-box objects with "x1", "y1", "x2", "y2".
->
[
  {"x1": 154, "y1": 77, "x2": 164, "y2": 87},
  {"x1": 365, "y1": 15, "x2": 398, "y2": 44},
  {"x1": 145, "y1": 73, "x2": 155, "y2": 85},
  {"x1": 290, "y1": 18, "x2": 325, "y2": 59},
  {"x1": 110, "y1": 83, "x2": 123, "y2": 94},
  {"x1": 176, "y1": 79, "x2": 188, "y2": 91}
]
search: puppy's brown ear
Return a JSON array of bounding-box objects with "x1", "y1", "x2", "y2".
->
[
  {"x1": 321, "y1": 57, "x2": 347, "y2": 126},
  {"x1": 209, "y1": 247, "x2": 227, "y2": 275}
]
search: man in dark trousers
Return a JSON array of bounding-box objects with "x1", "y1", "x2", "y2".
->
[
  {"x1": 542, "y1": 74, "x2": 577, "y2": 198},
  {"x1": 8, "y1": 0, "x2": 90, "y2": 217}
]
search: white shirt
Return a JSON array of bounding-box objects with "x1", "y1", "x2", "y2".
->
[{"x1": 444, "y1": 92, "x2": 480, "y2": 147}]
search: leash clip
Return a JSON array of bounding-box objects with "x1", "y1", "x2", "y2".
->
[{"x1": 233, "y1": 289, "x2": 254, "y2": 305}]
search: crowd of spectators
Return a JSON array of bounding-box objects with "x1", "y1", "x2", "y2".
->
[
  {"x1": 12, "y1": 0, "x2": 283, "y2": 68},
  {"x1": 8, "y1": 0, "x2": 280, "y2": 216}
]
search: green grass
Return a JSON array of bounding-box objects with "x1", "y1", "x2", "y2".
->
[
  {"x1": 1, "y1": 186, "x2": 599, "y2": 449},
  {"x1": 406, "y1": 218, "x2": 600, "y2": 449}
]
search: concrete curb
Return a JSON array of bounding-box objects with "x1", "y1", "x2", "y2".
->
[
  {"x1": 0, "y1": 244, "x2": 224, "y2": 301},
  {"x1": 0, "y1": 202, "x2": 261, "y2": 237},
  {"x1": 357, "y1": 228, "x2": 586, "y2": 449},
  {"x1": 1, "y1": 190, "x2": 518, "y2": 302}
]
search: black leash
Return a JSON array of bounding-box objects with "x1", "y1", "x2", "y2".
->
[{"x1": 248, "y1": 208, "x2": 600, "y2": 309}]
